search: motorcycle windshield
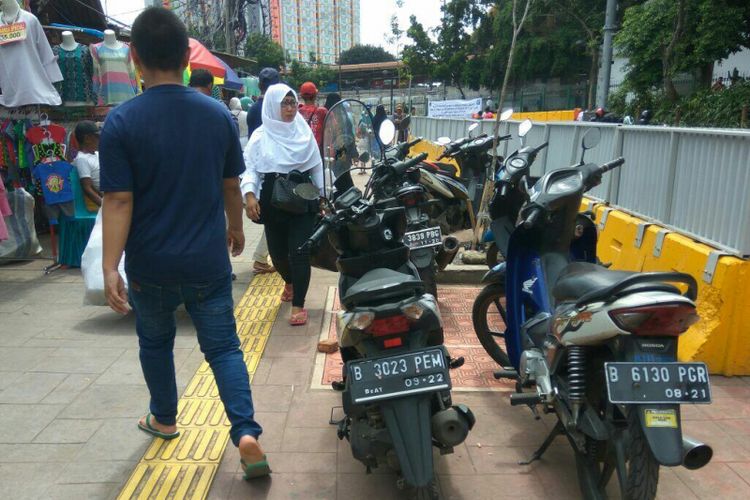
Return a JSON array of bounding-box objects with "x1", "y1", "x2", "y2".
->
[{"x1": 322, "y1": 99, "x2": 375, "y2": 199}]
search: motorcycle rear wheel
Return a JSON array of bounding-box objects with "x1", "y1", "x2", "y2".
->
[
  {"x1": 573, "y1": 409, "x2": 659, "y2": 500},
  {"x1": 471, "y1": 283, "x2": 511, "y2": 367}
]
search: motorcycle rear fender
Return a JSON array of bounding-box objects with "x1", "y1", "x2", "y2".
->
[
  {"x1": 481, "y1": 262, "x2": 506, "y2": 284},
  {"x1": 635, "y1": 404, "x2": 683, "y2": 466},
  {"x1": 381, "y1": 394, "x2": 436, "y2": 488}
]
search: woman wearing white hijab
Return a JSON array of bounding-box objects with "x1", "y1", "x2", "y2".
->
[{"x1": 241, "y1": 83, "x2": 323, "y2": 325}]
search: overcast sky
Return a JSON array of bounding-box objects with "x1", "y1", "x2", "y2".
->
[{"x1": 102, "y1": 0, "x2": 444, "y2": 55}]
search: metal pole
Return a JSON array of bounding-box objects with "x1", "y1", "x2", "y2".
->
[
  {"x1": 596, "y1": 0, "x2": 617, "y2": 108},
  {"x1": 224, "y1": 0, "x2": 233, "y2": 53}
]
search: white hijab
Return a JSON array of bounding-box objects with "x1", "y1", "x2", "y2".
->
[{"x1": 247, "y1": 83, "x2": 321, "y2": 173}]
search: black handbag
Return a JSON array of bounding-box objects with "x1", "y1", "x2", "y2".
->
[{"x1": 270, "y1": 170, "x2": 316, "y2": 214}]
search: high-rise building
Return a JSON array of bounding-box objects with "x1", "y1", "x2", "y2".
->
[{"x1": 274, "y1": 0, "x2": 360, "y2": 65}]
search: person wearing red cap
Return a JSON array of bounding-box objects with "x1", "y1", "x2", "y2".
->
[{"x1": 298, "y1": 81, "x2": 327, "y2": 153}]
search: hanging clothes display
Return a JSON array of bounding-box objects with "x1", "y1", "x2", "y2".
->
[
  {"x1": 53, "y1": 44, "x2": 95, "y2": 104},
  {"x1": 0, "y1": 9, "x2": 63, "y2": 107},
  {"x1": 90, "y1": 42, "x2": 138, "y2": 106}
]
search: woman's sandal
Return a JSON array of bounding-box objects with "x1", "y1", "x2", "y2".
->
[
  {"x1": 280, "y1": 283, "x2": 293, "y2": 302},
  {"x1": 241, "y1": 455, "x2": 272, "y2": 480},
  {"x1": 137, "y1": 413, "x2": 180, "y2": 440},
  {"x1": 289, "y1": 309, "x2": 308, "y2": 326}
]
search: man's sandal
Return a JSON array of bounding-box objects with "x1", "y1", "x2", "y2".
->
[
  {"x1": 241, "y1": 456, "x2": 272, "y2": 480},
  {"x1": 137, "y1": 413, "x2": 180, "y2": 440}
]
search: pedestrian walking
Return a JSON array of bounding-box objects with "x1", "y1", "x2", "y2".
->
[
  {"x1": 298, "y1": 81, "x2": 327, "y2": 153},
  {"x1": 100, "y1": 7, "x2": 269, "y2": 480},
  {"x1": 241, "y1": 84, "x2": 323, "y2": 326}
]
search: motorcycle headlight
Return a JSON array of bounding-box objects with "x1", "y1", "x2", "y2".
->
[{"x1": 547, "y1": 172, "x2": 583, "y2": 195}]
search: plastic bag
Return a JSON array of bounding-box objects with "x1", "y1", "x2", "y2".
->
[
  {"x1": 0, "y1": 188, "x2": 43, "y2": 261},
  {"x1": 81, "y1": 210, "x2": 128, "y2": 305}
]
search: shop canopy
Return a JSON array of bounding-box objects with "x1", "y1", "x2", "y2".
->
[{"x1": 183, "y1": 38, "x2": 244, "y2": 91}]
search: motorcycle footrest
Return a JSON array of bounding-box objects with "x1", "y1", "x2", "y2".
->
[
  {"x1": 493, "y1": 369, "x2": 518, "y2": 380},
  {"x1": 510, "y1": 392, "x2": 541, "y2": 406}
]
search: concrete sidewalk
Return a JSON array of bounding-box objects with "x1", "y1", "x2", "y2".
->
[{"x1": 2, "y1": 216, "x2": 750, "y2": 499}]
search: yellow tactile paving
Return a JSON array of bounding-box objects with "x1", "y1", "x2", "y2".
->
[{"x1": 117, "y1": 273, "x2": 284, "y2": 500}]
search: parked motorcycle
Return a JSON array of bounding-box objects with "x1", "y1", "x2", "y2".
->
[
  {"x1": 472, "y1": 126, "x2": 713, "y2": 499},
  {"x1": 304, "y1": 102, "x2": 475, "y2": 499}
]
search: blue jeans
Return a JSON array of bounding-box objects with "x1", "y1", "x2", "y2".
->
[{"x1": 128, "y1": 273, "x2": 262, "y2": 446}]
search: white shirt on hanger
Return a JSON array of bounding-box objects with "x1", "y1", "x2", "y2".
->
[{"x1": 0, "y1": 9, "x2": 63, "y2": 107}]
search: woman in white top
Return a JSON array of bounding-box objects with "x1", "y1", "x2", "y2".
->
[{"x1": 241, "y1": 83, "x2": 323, "y2": 325}]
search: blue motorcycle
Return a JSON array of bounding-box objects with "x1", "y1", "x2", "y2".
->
[{"x1": 473, "y1": 124, "x2": 712, "y2": 499}]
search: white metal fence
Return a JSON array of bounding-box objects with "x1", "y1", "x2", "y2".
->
[{"x1": 410, "y1": 117, "x2": 750, "y2": 257}]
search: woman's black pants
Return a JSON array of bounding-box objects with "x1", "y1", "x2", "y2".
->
[{"x1": 259, "y1": 174, "x2": 315, "y2": 308}]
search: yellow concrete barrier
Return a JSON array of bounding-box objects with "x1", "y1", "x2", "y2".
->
[
  {"x1": 512, "y1": 110, "x2": 577, "y2": 122},
  {"x1": 584, "y1": 200, "x2": 750, "y2": 375},
  {"x1": 408, "y1": 139, "x2": 461, "y2": 175}
]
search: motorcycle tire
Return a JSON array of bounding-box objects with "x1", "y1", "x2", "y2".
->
[
  {"x1": 471, "y1": 283, "x2": 511, "y2": 367},
  {"x1": 412, "y1": 480, "x2": 441, "y2": 500},
  {"x1": 573, "y1": 409, "x2": 659, "y2": 500},
  {"x1": 419, "y1": 266, "x2": 438, "y2": 299},
  {"x1": 485, "y1": 242, "x2": 499, "y2": 269}
]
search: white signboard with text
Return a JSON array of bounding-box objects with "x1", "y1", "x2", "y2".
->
[{"x1": 428, "y1": 98, "x2": 482, "y2": 118}]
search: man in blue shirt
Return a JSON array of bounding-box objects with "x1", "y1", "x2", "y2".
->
[{"x1": 100, "y1": 7, "x2": 269, "y2": 479}]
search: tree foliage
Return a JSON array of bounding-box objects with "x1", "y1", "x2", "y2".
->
[
  {"x1": 616, "y1": 0, "x2": 750, "y2": 100},
  {"x1": 338, "y1": 44, "x2": 396, "y2": 65},
  {"x1": 244, "y1": 33, "x2": 286, "y2": 71},
  {"x1": 285, "y1": 61, "x2": 337, "y2": 91}
]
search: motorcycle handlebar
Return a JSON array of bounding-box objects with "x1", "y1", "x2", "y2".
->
[
  {"x1": 598, "y1": 157, "x2": 625, "y2": 174},
  {"x1": 302, "y1": 218, "x2": 332, "y2": 251},
  {"x1": 533, "y1": 141, "x2": 550, "y2": 154},
  {"x1": 392, "y1": 152, "x2": 429, "y2": 176}
]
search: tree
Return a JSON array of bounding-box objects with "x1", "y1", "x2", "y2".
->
[
  {"x1": 244, "y1": 33, "x2": 286, "y2": 71},
  {"x1": 338, "y1": 44, "x2": 396, "y2": 65},
  {"x1": 285, "y1": 60, "x2": 337, "y2": 91},
  {"x1": 616, "y1": 0, "x2": 750, "y2": 101},
  {"x1": 402, "y1": 16, "x2": 437, "y2": 79}
]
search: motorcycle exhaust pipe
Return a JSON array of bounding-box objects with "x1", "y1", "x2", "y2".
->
[
  {"x1": 682, "y1": 436, "x2": 713, "y2": 470},
  {"x1": 435, "y1": 236, "x2": 460, "y2": 271}
]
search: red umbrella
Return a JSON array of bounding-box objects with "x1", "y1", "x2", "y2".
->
[{"x1": 188, "y1": 38, "x2": 226, "y2": 78}]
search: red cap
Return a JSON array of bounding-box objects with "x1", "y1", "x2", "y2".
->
[{"x1": 300, "y1": 81, "x2": 318, "y2": 97}]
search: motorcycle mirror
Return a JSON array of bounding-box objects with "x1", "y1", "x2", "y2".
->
[
  {"x1": 518, "y1": 119, "x2": 533, "y2": 138},
  {"x1": 581, "y1": 127, "x2": 601, "y2": 150},
  {"x1": 436, "y1": 136, "x2": 451, "y2": 146},
  {"x1": 293, "y1": 183, "x2": 321, "y2": 201},
  {"x1": 379, "y1": 119, "x2": 396, "y2": 146},
  {"x1": 500, "y1": 108, "x2": 513, "y2": 121},
  {"x1": 468, "y1": 123, "x2": 480, "y2": 135}
]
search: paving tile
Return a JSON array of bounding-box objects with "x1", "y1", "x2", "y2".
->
[
  {"x1": 0, "y1": 327, "x2": 41, "y2": 347},
  {"x1": 76, "y1": 418, "x2": 152, "y2": 462},
  {"x1": 0, "y1": 372, "x2": 67, "y2": 403},
  {"x1": 40, "y1": 374, "x2": 96, "y2": 405},
  {"x1": 465, "y1": 405, "x2": 554, "y2": 448},
  {"x1": 265, "y1": 358, "x2": 314, "y2": 386},
  {"x1": 657, "y1": 468, "x2": 700, "y2": 499},
  {"x1": 40, "y1": 482, "x2": 119, "y2": 500},
  {"x1": 206, "y1": 472, "x2": 237, "y2": 500},
  {"x1": 58, "y1": 384, "x2": 150, "y2": 419},
  {"x1": 250, "y1": 385, "x2": 294, "y2": 413},
  {"x1": 0, "y1": 443, "x2": 84, "y2": 463},
  {"x1": 57, "y1": 460, "x2": 135, "y2": 485},
  {"x1": 531, "y1": 444, "x2": 581, "y2": 499},
  {"x1": 0, "y1": 463, "x2": 64, "y2": 500},
  {"x1": 33, "y1": 419, "x2": 104, "y2": 444},
  {"x1": 251, "y1": 358, "x2": 273, "y2": 385},
  {"x1": 0, "y1": 371, "x2": 23, "y2": 391},
  {"x1": 30, "y1": 346, "x2": 125, "y2": 374},
  {"x1": 435, "y1": 443, "x2": 476, "y2": 475},
  {"x1": 94, "y1": 348, "x2": 192, "y2": 386},
  {"x1": 675, "y1": 462, "x2": 750, "y2": 499},
  {"x1": 263, "y1": 334, "x2": 317, "y2": 358},
  {"x1": 465, "y1": 444, "x2": 538, "y2": 475},
  {"x1": 262, "y1": 452, "x2": 337, "y2": 473},
  {"x1": 0, "y1": 347, "x2": 58, "y2": 372},
  {"x1": 336, "y1": 472, "x2": 406, "y2": 500},
  {"x1": 286, "y1": 393, "x2": 343, "y2": 428},
  {"x1": 280, "y1": 426, "x2": 338, "y2": 453},
  {"x1": 0, "y1": 404, "x2": 64, "y2": 443},
  {"x1": 230, "y1": 472, "x2": 336, "y2": 500},
  {"x1": 335, "y1": 437, "x2": 393, "y2": 475},
  {"x1": 439, "y1": 473, "x2": 547, "y2": 499}
]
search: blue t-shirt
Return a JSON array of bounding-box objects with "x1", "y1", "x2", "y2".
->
[
  {"x1": 32, "y1": 161, "x2": 74, "y2": 205},
  {"x1": 99, "y1": 84, "x2": 245, "y2": 285},
  {"x1": 246, "y1": 97, "x2": 263, "y2": 137}
]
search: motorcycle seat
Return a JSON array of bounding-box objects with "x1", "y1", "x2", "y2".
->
[
  {"x1": 553, "y1": 262, "x2": 680, "y2": 304},
  {"x1": 342, "y1": 268, "x2": 424, "y2": 308},
  {"x1": 423, "y1": 162, "x2": 459, "y2": 178}
]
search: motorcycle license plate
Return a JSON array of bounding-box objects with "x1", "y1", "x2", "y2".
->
[
  {"x1": 404, "y1": 227, "x2": 443, "y2": 249},
  {"x1": 348, "y1": 348, "x2": 451, "y2": 404},
  {"x1": 604, "y1": 362, "x2": 712, "y2": 404}
]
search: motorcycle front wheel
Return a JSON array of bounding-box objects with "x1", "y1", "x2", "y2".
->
[{"x1": 471, "y1": 283, "x2": 511, "y2": 367}]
